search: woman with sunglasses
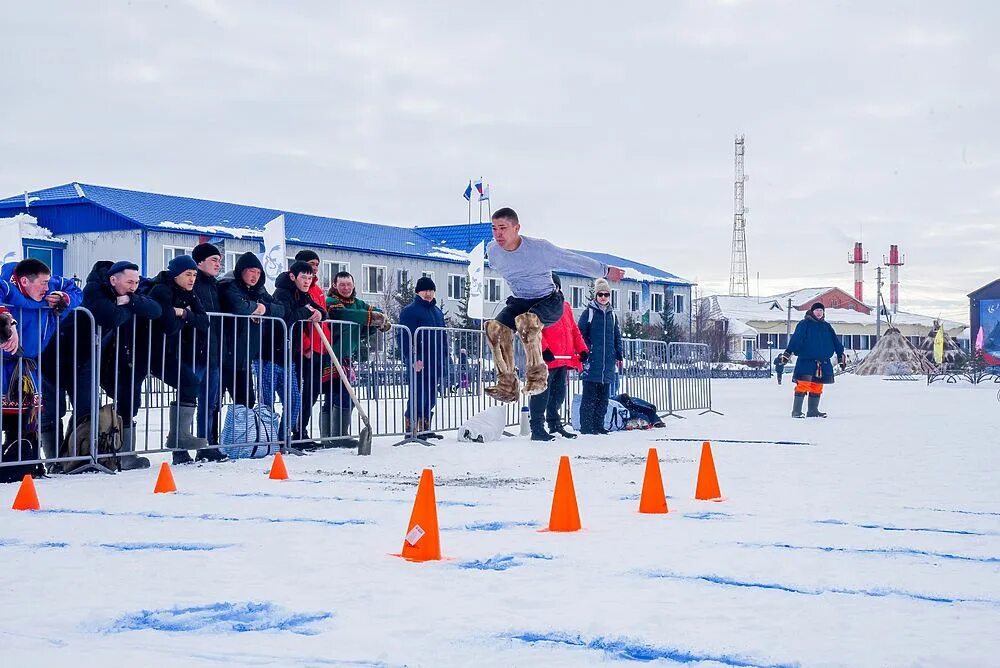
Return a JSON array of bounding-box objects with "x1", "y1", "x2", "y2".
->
[{"x1": 577, "y1": 277, "x2": 624, "y2": 435}]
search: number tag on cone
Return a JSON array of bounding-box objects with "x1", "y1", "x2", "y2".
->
[{"x1": 404, "y1": 525, "x2": 425, "y2": 546}]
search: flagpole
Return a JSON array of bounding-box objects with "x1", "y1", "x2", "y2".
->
[
  {"x1": 478, "y1": 175, "x2": 483, "y2": 223},
  {"x1": 487, "y1": 182, "x2": 492, "y2": 218},
  {"x1": 467, "y1": 178, "x2": 472, "y2": 248}
]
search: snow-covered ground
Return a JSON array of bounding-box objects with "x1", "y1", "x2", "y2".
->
[{"x1": 3, "y1": 375, "x2": 999, "y2": 667}]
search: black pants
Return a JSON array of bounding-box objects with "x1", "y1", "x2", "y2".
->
[
  {"x1": 529, "y1": 366, "x2": 569, "y2": 429},
  {"x1": 151, "y1": 359, "x2": 200, "y2": 405},
  {"x1": 494, "y1": 291, "x2": 565, "y2": 329},
  {"x1": 579, "y1": 380, "x2": 610, "y2": 433},
  {"x1": 294, "y1": 355, "x2": 326, "y2": 439},
  {"x1": 220, "y1": 365, "x2": 257, "y2": 409}
]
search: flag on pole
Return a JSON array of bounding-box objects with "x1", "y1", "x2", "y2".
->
[
  {"x1": 479, "y1": 182, "x2": 490, "y2": 202},
  {"x1": 933, "y1": 326, "x2": 945, "y2": 364},
  {"x1": 467, "y1": 241, "x2": 486, "y2": 321},
  {"x1": 474, "y1": 179, "x2": 484, "y2": 198},
  {"x1": 259, "y1": 214, "x2": 287, "y2": 292},
  {"x1": 463, "y1": 181, "x2": 473, "y2": 201}
]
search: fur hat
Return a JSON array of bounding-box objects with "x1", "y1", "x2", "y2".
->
[
  {"x1": 415, "y1": 276, "x2": 436, "y2": 293},
  {"x1": 192, "y1": 243, "x2": 222, "y2": 264},
  {"x1": 594, "y1": 277, "x2": 611, "y2": 294}
]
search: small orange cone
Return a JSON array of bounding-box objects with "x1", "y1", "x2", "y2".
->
[
  {"x1": 153, "y1": 462, "x2": 177, "y2": 494},
  {"x1": 639, "y1": 448, "x2": 668, "y2": 514},
  {"x1": 695, "y1": 441, "x2": 722, "y2": 500},
  {"x1": 11, "y1": 474, "x2": 40, "y2": 511},
  {"x1": 269, "y1": 452, "x2": 289, "y2": 480},
  {"x1": 547, "y1": 456, "x2": 582, "y2": 531},
  {"x1": 400, "y1": 469, "x2": 441, "y2": 562}
]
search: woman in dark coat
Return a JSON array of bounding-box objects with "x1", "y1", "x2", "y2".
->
[
  {"x1": 577, "y1": 277, "x2": 623, "y2": 435},
  {"x1": 217, "y1": 252, "x2": 285, "y2": 410},
  {"x1": 778, "y1": 302, "x2": 846, "y2": 418},
  {"x1": 147, "y1": 255, "x2": 218, "y2": 462}
]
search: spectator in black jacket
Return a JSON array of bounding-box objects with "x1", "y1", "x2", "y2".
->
[
  {"x1": 218, "y1": 252, "x2": 285, "y2": 411},
  {"x1": 85, "y1": 260, "x2": 162, "y2": 469},
  {"x1": 148, "y1": 255, "x2": 225, "y2": 464},
  {"x1": 192, "y1": 243, "x2": 224, "y2": 443}
]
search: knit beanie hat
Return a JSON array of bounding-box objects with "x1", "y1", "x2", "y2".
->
[
  {"x1": 810, "y1": 302, "x2": 825, "y2": 312},
  {"x1": 295, "y1": 249, "x2": 320, "y2": 264},
  {"x1": 415, "y1": 276, "x2": 436, "y2": 293},
  {"x1": 594, "y1": 277, "x2": 611, "y2": 294},
  {"x1": 107, "y1": 260, "x2": 139, "y2": 276},
  {"x1": 192, "y1": 243, "x2": 222, "y2": 264},
  {"x1": 167, "y1": 255, "x2": 199, "y2": 277}
]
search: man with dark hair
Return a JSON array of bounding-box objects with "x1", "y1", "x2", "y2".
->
[
  {"x1": 0, "y1": 257, "x2": 83, "y2": 465},
  {"x1": 398, "y1": 276, "x2": 447, "y2": 436},
  {"x1": 322, "y1": 270, "x2": 391, "y2": 445},
  {"x1": 192, "y1": 242, "x2": 224, "y2": 443},
  {"x1": 271, "y1": 260, "x2": 325, "y2": 447},
  {"x1": 484, "y1": 207, "x2": 625, "y2": 402},
  {"x1": 778, "y1": 303, "x2": 846, "y2": 418}
]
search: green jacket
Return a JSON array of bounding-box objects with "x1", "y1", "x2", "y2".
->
[{"x1": 325, "y1": 291, "x2": 382, "y2": 361}]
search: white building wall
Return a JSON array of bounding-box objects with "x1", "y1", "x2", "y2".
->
[{"x1": 61, "y1": 230, "x2": 142, "y2": 281}]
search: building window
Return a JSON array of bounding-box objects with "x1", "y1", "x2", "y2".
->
[
  {"x1": 286, "y1": 257, "x2": 296, "y2": 270},
  {"x1": 571, "y1": 286, "x2": 584, "y2": 309},
  {"x1": 361, "y1": 264, "x2": 386, "y2": 294},
  {"x1": 25, "y1": 246, "x2": 54, "y2": 270},
  {"x1": 396, "y1": 268, "x2": 410, "y2": 291},
  {"x1": 485, "y1": 277, "x2": 501, "y2": 303},
  {"x1": 628, "y1": 290, "x2": 640, "y2": 312},
  {"x1": 448, "y1": 274, "x2": 466, "y2": 300},
  {"x1": 674, "y1": 294, "x2": 685, "y2": 314},
  {"x1": 324, "y1": 261, "x2": 350, "y2": 289},
  {"x1": 650, "y1": 292, "x2": 664, "y2": 313},
  {"x1": 611, "y1": 290, "x2": 619, "y2": 310},
  {"x1": 163, "y1": 246, "x2": 192, "y2": 270}
]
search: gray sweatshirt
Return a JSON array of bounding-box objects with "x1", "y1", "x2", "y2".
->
[{"x1": 486, "y1": 236, "x2": 609, "y2": 300}]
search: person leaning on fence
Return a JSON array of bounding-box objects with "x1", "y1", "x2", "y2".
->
[
  {"x1": 271, "y1": 260, "x2": 325, "y2": 448},
  {"x1": 191, "y1": 242, "x2": 224, "y2": 443},
  {"x1": 321, "y1": 271, "x2": 392, "y2": 445},
  {"x1": 483, "y1": 207, "x2": 625, "y2": 403},
  {"x1": 398, "y1": 275, "x2": 447, "y2": 435},
  {"x1": 147, "y1": 255, "x2": 226, "y2": 464},
  {"x1": 529, "y1": 273, "x2": 589, "y2": 441},
  {"x1": 577, "y1": 277, "x2": 624, "y2": 436},
  {"x1": 79, "y1": 260, "x2": 162, "y2": 470},
  {"x1": 218, "y1": 252, "x2": 284, "y2": 414},
  {"x1": 777, "y1": 302, "x2": 846, "y2": 419},
  {"x1": 0, "y1": 258, "x2": 83, "y2": 463}
]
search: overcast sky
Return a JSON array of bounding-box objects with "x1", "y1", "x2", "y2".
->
[{"x1": 2, "y1": 1, "x2": 997, "y2": 321}]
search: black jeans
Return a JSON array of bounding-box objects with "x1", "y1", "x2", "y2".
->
[
  {"x1": 294, "y1": 354, "x2": 326, "y2": 439},
  {"x1": 151, "y1": 359, "x2": 201, "y2": 405},
  {"x1": 579, "y1": 380, "x2": 610, "y2": 433},
  {"x1": 529, "y1": 366, "x2": 569, "y2": 428},
  {"x1": 494, "y1": 291, "x2": 565, "y2": 330}
]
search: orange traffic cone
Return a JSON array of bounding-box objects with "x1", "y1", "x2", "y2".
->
[
  {"x1": 269, "y1": 452, "x2": 289, "y2": 480},
  {"x1": 400, "y1": 469, "x2": 441, "y2": 562},
  {"x1": 694, "y1": 441, "x2": 722, "y2": 501},
  {"x1": 153, "y1": 462, "x2": 177, "y2": 494},
  {"x1": 547, "y1": 456, "x2": 582, "y2": 531},
  {"x1": 639, "y1": 448, "x2": 668, "y2": 514},
  {"x1": 11, "y1": 474, "x2": 40, "y2": 511}
]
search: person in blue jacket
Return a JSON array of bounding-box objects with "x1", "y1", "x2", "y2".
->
[
  {"x1": 777, "y1": 302, "x2": 846, "y2": 418},
  {"x1": 0, "y1": 258, "x2": 83, "y2": 452},
  {"x1": 577, "y1": 277, "x2": 624, "y2": 435},
  {"x1": 398, "y1": 276, "x2": 447, "y2": 435}
]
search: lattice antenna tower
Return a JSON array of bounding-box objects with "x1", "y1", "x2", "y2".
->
[{"x1": 728, "y1": 135, "x2": 750, "y2": 296}]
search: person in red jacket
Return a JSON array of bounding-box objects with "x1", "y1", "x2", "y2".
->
[
  {"x1": 529, "y1": 273, "x2": 589, "y2": 441},
  {"x1": 293, "y1": 250, "x2": 331, "y2": 358}
]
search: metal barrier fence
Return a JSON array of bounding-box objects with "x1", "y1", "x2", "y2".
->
[{"x1": 1, "y1": 307, "x2": 718, "y2": 474}]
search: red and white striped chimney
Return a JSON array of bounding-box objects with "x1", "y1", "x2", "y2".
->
[
  {"x1": 884, "y1": 244, "x2": 904, "y2": 314},
  {"x1": 848, "y1": 242, "x2": 868, "y2": 302}
]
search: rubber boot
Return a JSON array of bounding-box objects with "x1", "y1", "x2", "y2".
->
[
  {"x1": 807, "y1": 393, "x2": 827, "y2": 418},
  {"x1": 196, "y1": 446, "x2": 229, "y2": 463},
  {"x1": 166, "y1": 402, "x2": 206, "y2": 463},
  {"x1": 548, "y1": 422, "x2": 577, "y2": 439},
  {"x1": 530, "y1": 418, "x2": 555, "y2": 442},
  {"x1": 791, "y1": 392, "x2": 806, "y2": 418},
  {"x1": 118, "y1": 426, "x2": 150, "y2": 471},
  {"x1": 331, "y1": 407, "x2": 358, "y2": 448},
  {"x1": 319, "y1": 406, "x2": 333, "y2": 440}
]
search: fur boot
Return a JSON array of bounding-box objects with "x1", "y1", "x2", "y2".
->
[
  {"x1": 484, "y1": 319, "x2": 520, "y2": 403},
  {"x1": 515, "y1": 313, "x2": 548, "y2": 396}
]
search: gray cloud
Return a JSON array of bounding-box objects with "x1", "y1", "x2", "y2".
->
[{"x1": 1, "y1": 0, "x2": 997, "y2": 321}]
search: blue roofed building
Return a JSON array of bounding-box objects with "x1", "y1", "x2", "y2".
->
[{"x1": 0, "y1": 183, "x2": 693, "y2": 333}]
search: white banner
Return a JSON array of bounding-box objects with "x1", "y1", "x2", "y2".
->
[
  {"x1": 467, "y1": 240, "x2": 485, "y2": 321},
  {"x1": 0, "y1": 216, "x2": 24, "y2": 266},
  {"x1": 260, "y1": 214, "x2": 286, "y2": 292}
]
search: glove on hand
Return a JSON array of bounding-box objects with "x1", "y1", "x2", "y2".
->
[
  {"x1": 838, "y1": 355, "x2": 847, "y2": 371},
  {"x1": 370, "y1": 311, "x2": 392, "y2": 333},
  {"x1": 542, "y1": 349, "x2": 555, "y2": 363},
  {"x1": 578, "y1": 350, "x2": 589, "y2": 364},
  {"x1": 777, "y1": 352, "x2": 790, "y2": 366}
]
